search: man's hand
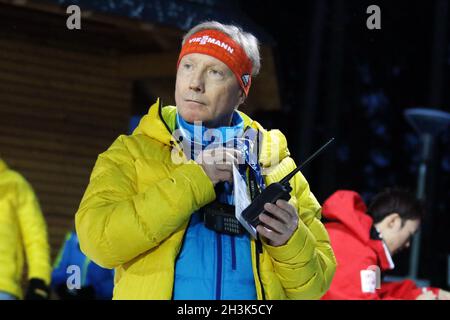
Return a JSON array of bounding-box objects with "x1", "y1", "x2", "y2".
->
[
  {"x1": 25, "y1": 278, "x2": 50, "y2": 300},
  {"x1": 195, "y1": 147, "x2": 242, "y2": 186},
  {"x1": 438, "y1": 289, "x2": 450, "y2": 300},
  {"x1": 55, "y1": 283, "x2": 96, "y2": 300},
  {"x1": 416, "y1": 289, "x2": 438, "y2": 300},
  {"x1": 256, "y1": 199, "x2": 299, "y2": 247}
]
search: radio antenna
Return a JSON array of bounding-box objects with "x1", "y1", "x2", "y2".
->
[{"x1": 279, "y1": 137, "x2": 335, "y2": 185}]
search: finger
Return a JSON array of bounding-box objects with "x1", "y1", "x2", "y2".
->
[
  {"x1": 256, "y1": 225, "x2": 282, "y2": 244},
  {"x1": 224, "y1": 150, "x2": 240, "y2": 165},
  {"x1": 263, "y1": 203, "x2": 292, "y2": 224},
  {"x1": 211, "y1": 149, "x2": 239, "y2": 165},
  {"x1": 259, "y1": 213, "x2": 287, "y2": 234},
  {"x1": 218, "y1": 170, "x2": 233, "y2": 183},
  {"x1": 216, "y1": 148, "x2": 242, "y2": 165},
  {"x1": 233, "y1": 149, "x2": 244, "y2": 164},
  {"x1": 275, "y1": 199, "x2": 297, "y2": 218},
  {"x1": 203, "y1": 150, "x2": 231, "y2": 166},
  {"x1": 214, "y1": 163, "x2": 233, "y2": 171},
  {"x1": 222, "y1": 148, "x2": 243, "y2": 162}
]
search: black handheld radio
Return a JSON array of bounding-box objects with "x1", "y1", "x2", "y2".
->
[{"x1": 241, "y1": 138, "x2": 335, "y2": 229}]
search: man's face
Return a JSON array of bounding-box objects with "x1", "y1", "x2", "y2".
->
[
  {"x1": 382, "y1": 216, "x2": 420, "y2": 255},
  {"x1": 175, "y1": 53, "x2": 244, "y2": 128}
]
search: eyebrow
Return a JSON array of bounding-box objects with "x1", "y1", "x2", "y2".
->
[{"x1": 182, "y1": 57, "x2": 227, "y2": 70}]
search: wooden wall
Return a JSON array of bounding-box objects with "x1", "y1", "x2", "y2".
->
[
  {"x1": 119, "y1": 46, "x2": 282, "y2": 115},
  {"x1": 0, "y1": 7, "x2": 132, "y2": 268},
  {"x1": 0, "y1": 1, "x2": 282, "y2": 296}
]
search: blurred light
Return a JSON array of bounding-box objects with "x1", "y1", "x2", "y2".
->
[{"x1": 404, "y1": 108, "x2": 450, "y2": 136}]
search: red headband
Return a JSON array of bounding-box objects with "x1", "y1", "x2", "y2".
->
[{"x1": 177, "y1": 29, "x2": 253, "y2": 96}]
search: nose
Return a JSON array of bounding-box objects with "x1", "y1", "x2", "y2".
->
[{"x1": 189, "y1": 70, "x2": 204, "y2": 93}]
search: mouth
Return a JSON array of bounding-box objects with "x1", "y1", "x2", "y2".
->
[{"x1": 185, "y1": 99, "x2": 206, "y2": 105}]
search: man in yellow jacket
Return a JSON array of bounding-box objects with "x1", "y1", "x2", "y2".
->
[
  {"x1": 76, "y1": 21, "x2": 336, "y2": 300},
  {"x1": 0, "y1": 158, "x2": 51, "y2": 300}
]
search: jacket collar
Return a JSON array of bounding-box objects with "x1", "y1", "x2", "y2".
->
[
  {"x1": 322, "y1": 190, "x2": 395, "y2": 271},
  {"x1": 132, "y1": 99, "x2": 290, "y2": 168},
  {"x1": 371, "y1": 226, "x2": 395, "y2": 270},
  {"x1": 0, "y1": 158, "x2": 8, "y2": 173}
]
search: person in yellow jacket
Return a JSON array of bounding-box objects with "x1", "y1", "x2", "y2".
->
[
  {"x1": 75, "y1": 21, "x2": 336, "y2": 300},
  {"x1": 0, "y1": 158, "x2": 51, "y2": 300}
]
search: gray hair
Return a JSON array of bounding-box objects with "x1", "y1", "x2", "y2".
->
[{"x1": 182, "y1": 21, "x2": 261, "y2": 77}]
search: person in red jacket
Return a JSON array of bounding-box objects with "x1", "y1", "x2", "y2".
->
[{"x1": 321, "y1": 189, "x2": 450, "y2": 300}]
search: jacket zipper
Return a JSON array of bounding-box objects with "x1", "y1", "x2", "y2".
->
[
  {"x1": 215, "y1": 233, "x2": 223, "y2": 300},
  {"x1": 247, "y1": 151, "x2": 266, "y2": 300},
  {"x1": 158, "y1": 98, "x2": 173, "y2": 136},
  {"x1": 171, "y1": 216, "x2": 191, "y2": 300},
  {"x1": 231, "y1": 236, "x2": 236, "y2": 270},
  {"x1": 255, "y1": 238, "x2": 266, "y2": 300},
  {"x1": 167, "y1": 97, "x2": 190, "y2": 300},
  {"x1": 162, "y1": 102, "x2": 253, "y2": 299}
]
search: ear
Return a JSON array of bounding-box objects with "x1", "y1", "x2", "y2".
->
[
  {"x1": 386, "y1": 213, "x2": 402, "y2": 230},
  {"x1": 236, "y1": 89, "x2": 246, "y2": 109}
]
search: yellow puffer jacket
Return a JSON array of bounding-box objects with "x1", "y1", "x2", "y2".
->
[
  {"x1": 75, "y1": 99, "x2": 336, "y2": 300},
  {"x1": 0, "y1": 159, "x2": 51, "y2": 298}
]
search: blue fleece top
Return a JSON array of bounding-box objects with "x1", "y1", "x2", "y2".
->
[
  {"x1": 51, "y1": 232, "x2": 115, "y2": 300},
  {"x1": 173, "y1": 112, "x2": 257, "y2": 300}
]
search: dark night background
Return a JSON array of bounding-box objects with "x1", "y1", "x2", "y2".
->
[
  {"x1": 240, "y1": 0, "x2": 450, "y2": 288},
  {"x1": 5, "y1": 0, "x2": 449, "y2": 290}
]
